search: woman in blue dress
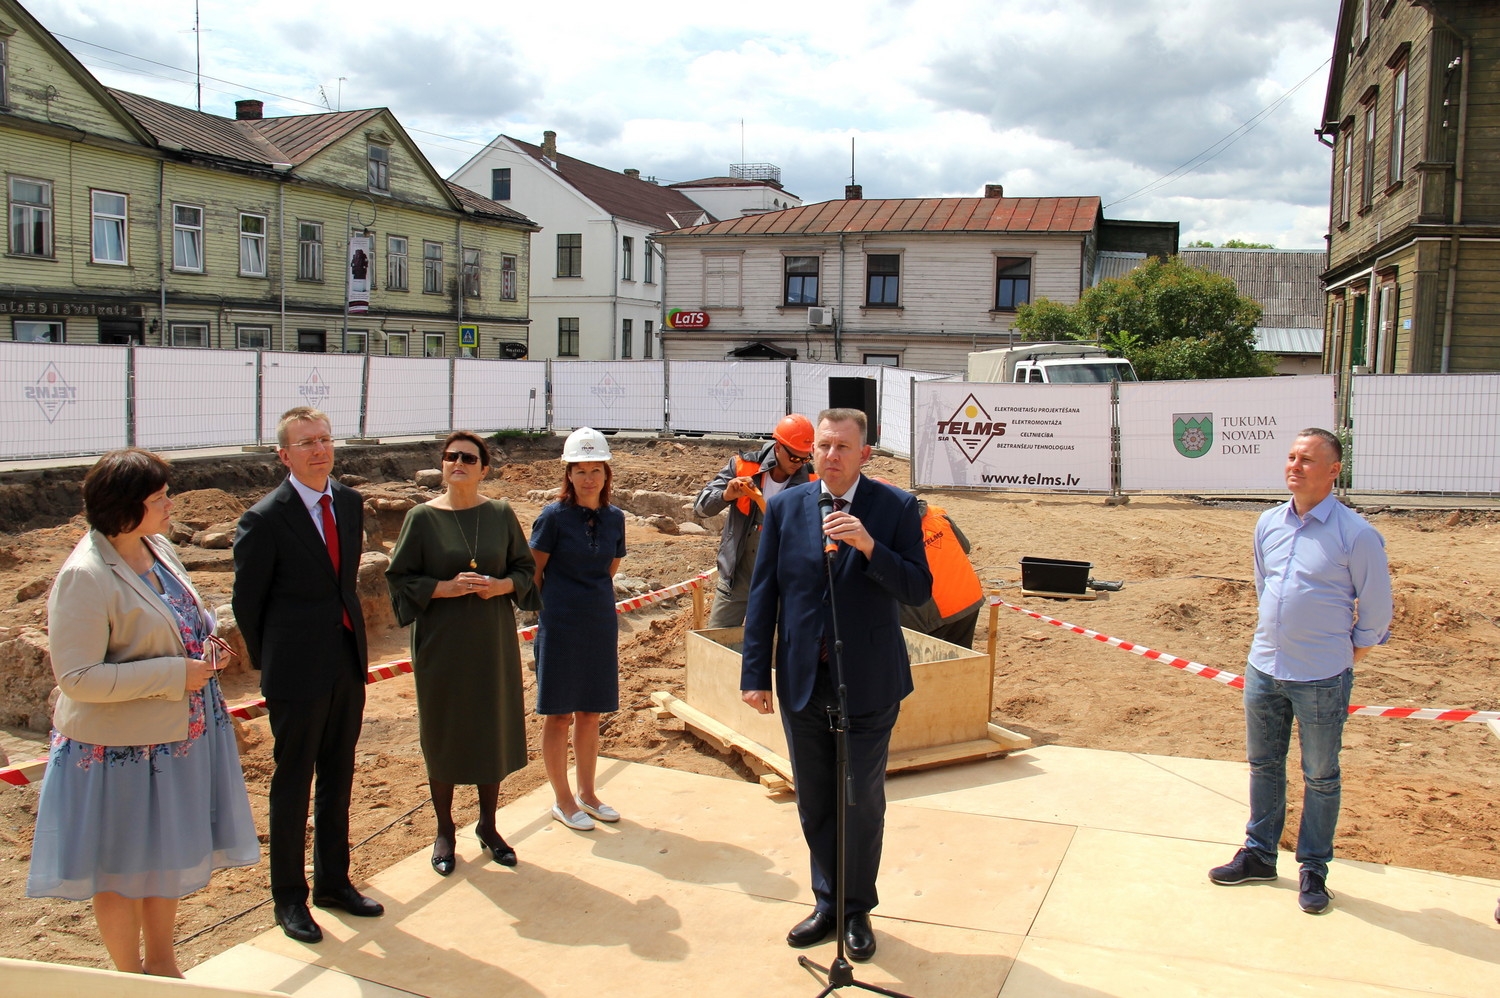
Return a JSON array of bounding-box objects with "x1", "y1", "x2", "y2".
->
[
  {"x1": 28, "y1": 449, "x2": 259, "y2": 976},
  {"x1": 530, "y1": 427, "x2": 626, "y2": 832}
]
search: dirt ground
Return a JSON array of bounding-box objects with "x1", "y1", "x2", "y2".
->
[{"x1": 0, "y1": 436, "x2": 1497, "y2": 973}]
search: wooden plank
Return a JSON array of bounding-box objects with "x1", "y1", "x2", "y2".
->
[
  {"x1": 1020, "y1": 587, "x2": 1098, "y2": 601},
  {"x1": 987, "y1": 722, "x2": 1034, "y2": 751},
  {"x1": 1487, "y1": 719, "x2": 1500, "y2": 745},
  {"x1": 653, "y1": 691, "x2": 795, "y2": 784}
]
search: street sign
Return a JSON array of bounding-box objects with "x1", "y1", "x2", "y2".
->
[{"x1": 458, "y1": 324, "x2": 478, "y2": 348}]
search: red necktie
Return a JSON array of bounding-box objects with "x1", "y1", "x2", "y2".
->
[
  {"x1": 319, "y1": 495, "x2": 352, "y2": 630},
  {"x1": 833, "y1": 496, "x2": 847, "y2": 512}
]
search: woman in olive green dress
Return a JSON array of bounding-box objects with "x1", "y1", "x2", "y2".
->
[{"x1": 387, "y1": 431, "x2": 537, "y2": 875}]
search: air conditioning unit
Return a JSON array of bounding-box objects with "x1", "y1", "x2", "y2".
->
[{"x1": 807, "y1": 307, "x2": 832, "y2": 328}]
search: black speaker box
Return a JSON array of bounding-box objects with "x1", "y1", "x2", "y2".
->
[{"x1": 827, "y1": 376, "x2": 879, "y2": 444}]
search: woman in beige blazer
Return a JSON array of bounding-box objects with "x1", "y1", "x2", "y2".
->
[{"x1": 27, "y1": 449, "x2": 258, "y2": 977}]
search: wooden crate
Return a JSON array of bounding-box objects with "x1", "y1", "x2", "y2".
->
[{"x1": 655, "y1": 626, "x2": 1030, "y2": 791}]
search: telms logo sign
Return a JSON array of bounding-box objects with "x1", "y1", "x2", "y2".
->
[
  {"x1": 27, "y1": 363, "x2": 77, "y2": 423},
  {"x1": 936, "y1": 394, "x2": 1006, "y2": 464}
]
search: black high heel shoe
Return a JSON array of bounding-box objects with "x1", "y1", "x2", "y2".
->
[
  {"x1": 431, "y1": 832, "x2": 455, "y2": 877},
  {"x1": 476, "y1": 824, "x2": 517, "y2": 867}
]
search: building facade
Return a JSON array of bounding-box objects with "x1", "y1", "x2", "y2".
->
[
  {"x1": 2, "y1": 0, "x2": 537, "y2": 357},
  {"x1": 1318, "y1": 0, "x2": 1500, "y2": 376},
  {"x1": 450, "y1": 132, "x2": 711, "y2": 362},
  {"x1": 656, "y1": 184, "x2": 1176, "y2": 375}
]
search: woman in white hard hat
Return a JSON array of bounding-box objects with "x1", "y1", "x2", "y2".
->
[{"x1": 529, "y1": 427, "x2": 627, "y2": 831}]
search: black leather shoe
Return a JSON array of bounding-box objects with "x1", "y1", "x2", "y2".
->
[
  {"x1": 786, "y1": 909, "x2": 835, "y2": 948},
  {"x1": 431, "y1": 833, "x2": 455, "y2": 877},
  {"x1": 312, "y1": 886, "x2": 385, "y2": 917},
  {"x1": 273, "y1": 903, "x2": 323, "y2": 943},
  {"x1": 844, "y1": 912, "x2": 876, "y2": 962},
  {"x1": 476, "y1": 824, "x2": 518, "y2": 867}
]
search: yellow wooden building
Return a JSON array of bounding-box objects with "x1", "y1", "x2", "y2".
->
[{"x1": 1, "y1": 0, "x2": 538, "y2": 357}]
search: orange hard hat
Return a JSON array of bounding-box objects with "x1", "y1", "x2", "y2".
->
[{"x1": 773, "y1": 413, "x2": 815, "y2": 453}]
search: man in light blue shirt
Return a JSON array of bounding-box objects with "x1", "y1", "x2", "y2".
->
[{"x1": 1210, "y1": 427, "x2": 1392, "y2": 915}]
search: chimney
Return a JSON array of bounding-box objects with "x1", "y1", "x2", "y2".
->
[
  {"x1": 984, "y1": 183, "x2": 1004, "y2": 198},
  {"x1": 541, "y1": 130, "x2": 557, "y2": 161},
  {"x1": 624, "y1": 168, "x2": 640, "y2": 180},
  {"x1": 235, "y1": 99, "x2": 264, "y2": 121},
  {"x1": 845, "y1": 184, "x2": 863, "y2": 200}
]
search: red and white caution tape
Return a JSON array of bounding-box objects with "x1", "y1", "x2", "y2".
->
[
  {"x1": 990, "y1": 596, "x2": 1500, "y2": 724},
  {"x1": 1, "y1": 571, "x2": 718, "y2": 789}
]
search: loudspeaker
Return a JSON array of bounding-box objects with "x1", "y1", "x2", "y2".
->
[{"x1": 827, "y1": 376, "x2": 879, "y2": 444}]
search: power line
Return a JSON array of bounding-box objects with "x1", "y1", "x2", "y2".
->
[{"x1": 1104, "y1": 56, "x2": 1331, "y2": 211}]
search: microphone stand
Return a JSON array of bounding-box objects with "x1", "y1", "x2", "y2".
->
[{"x1": 798, "y1": 499, "x2": 913, "y2": 998}]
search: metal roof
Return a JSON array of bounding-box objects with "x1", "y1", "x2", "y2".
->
[
  {"x1": 1179, "y1": 249, "x2": 1326, "y2": 329},
  {"x1": 1254, "y1": 327, "x2": 1324, "y2": 355},
  {"x1": 661, "y1": 195, "x2": 1103, "y2": 238},
  {"x1": 1093, "y1": 250, "x2": 1147, "y2": 285}
]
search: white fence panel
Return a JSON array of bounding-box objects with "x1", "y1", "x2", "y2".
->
[
  {"x1": 1352, "y1": 374, "x2": 1500, "y2": 493},
  {"x1": 365, "y1": 357, "x2": 451, "y2": 437},
  {"x1": 879, "y1": 368, "x2": 952, "y2": 459},
  {"x1": 1118, "y1": 375, "x2": 1336, "y2": 491},
  {"x1": 260, "y1": 352, "x2": 366, "y2": 443},
  {"x1": 0, "y1": 342, "x2": 128, "y2": 459},
  {"x1": 453, "y1": 361, "x2": 547, "y2": 431},
  {"x1": 912, "y1": 381, "x2": 1113, "y2": 490},
  {"x1": 790, "y1": 363, "x2": 882, "y2": 427},
  {"x1": 135, "y1": 347, "x2": 258, "y2": 451},
  {"x1": 669, "y1": 361, "x2": 786, "y2": 435},
  {"x1": 551, "y1": 361, "x2": 665, "y2": 432}
]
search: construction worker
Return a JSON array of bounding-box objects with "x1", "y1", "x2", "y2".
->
[
  {"x1": 694, "y1": 414, "x2": 818, "y2": 629},
  {"x1": 899, "y1": 498, "x2": 985, "y2": 649}
]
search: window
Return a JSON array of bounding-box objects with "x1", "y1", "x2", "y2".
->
[
  {"x1": 622, "y1": 236, "x2": 634, "y2": 280},
  {"x1": 462, "y1": 247, "x2": 481, "y2": 297},
  {"x1": 703, "y1": 254, "x2": 741, "y2": 307},
  {"x1": 557, "y1": 233, "x2": 582, "y2": 277},
  {"x1": 171, "y1": 322, "x2": 208, "y2": 347},
  {"x1": 1388, "y1": 62, "x2": 1407, "y2": 186},
  {"x1": 386, "y1": 332, "x2": 408, "y2": 356},
  {"x1": 1340, "y1": 127, "x2": 1354, "y2": 225},
  {"x1": 558, "y1": 317, "x2": 579, "y2": 357},
  {"x1": 91, "y1": 191, "x2": 128, "y2": 264},
  {"x1": 14, "y1": 320, "x2": 63, "y2": 342},
  {"x1": 298, "y1": 329, "x2": 327, "y2": 352},
  {"x1": 172, "y1": 204, "x2": 203, "y2": 272},
  {"x1": 424, "y1": 332, "x2": 445, "y2": 357},
  {"x1": 236, "y1": 325, "x2": 270, "y2": 349},
  {"x1": 864, "y1": 353, "x2": 900, "y2": 367},
  {"x1": 10, "y1": 177, "x2": 53, "y2": 257},
  {"x1": 1359, "y1": 0, "x2": 1371, "y2": 45},
  {"x1": 0, "y1": 39, "x2": 8, "y2": 109},
  {"x1": 1361, "y1": 103, "x2": 1377, "y2": 208},
  {"x1": 784, "y1": 256, "x2": 819, "y2": 304},
  {"x1": 239, "y1": 213, "x2": 266, "y2": 276},
  {"x1": 995, "y1": 257, "x2": 1032, "y2": 310},
  {"x1": 643, "y1": 319, "x2": 653, "y2": 359},
  {"x1": 491, "y1": 167, "x2": 510, "y2": 200},
  {"x1": 387, "y1": 235, "x2": 408, "y2": 290},
  {"x1": 644, "y1": 241, "x2": 655, "y2": 283},
  {"x1": 345, "y1": 330, "x2": 368, "y2": 354},
  {"x1": 501, "y1": 253, "x2": 517, "y2": 300},
  {"x1": 865, "y1": 254, "x2": 900, "y2": 305},
  {"x1": 1375, "y1": 281, "x2": 1398, "y2": 373},
  {"x1": 423, "y1": 240, "x2": 444, "y2": 293},
  {"x1": 367, "y1": 145, "x2": 389, "y2": 192},
  {"x1": 620, "y1": 318, "x2": 633, "y2": 359},
  {"x1": 298, "y1": 221, "x2": 323, "y2": 281}
]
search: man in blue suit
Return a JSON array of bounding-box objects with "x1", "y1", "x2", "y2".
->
[{"x1": 741, "y1": 408, "x2": 931, "y2": 962}]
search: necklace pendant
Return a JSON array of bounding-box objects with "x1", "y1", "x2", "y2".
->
[{"x1": 469, "y1": 558, "x2": 477, "y2": 569}]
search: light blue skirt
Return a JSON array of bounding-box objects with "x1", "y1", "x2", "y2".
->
[{"x1": 26, "y1": 677, "x2": 260, "y2": 901}]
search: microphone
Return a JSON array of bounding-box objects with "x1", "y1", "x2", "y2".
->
[{"x1": 818, "y1": 492, "x2": 837, "y2": 554}]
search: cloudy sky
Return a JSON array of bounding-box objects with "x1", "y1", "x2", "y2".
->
[{"x1": 29, "y1": 0, "x2": 1341, "y2": 247}]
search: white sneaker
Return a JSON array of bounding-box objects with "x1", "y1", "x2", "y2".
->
[
  {"x1": 576, "y1": 797, "x2": 620, "y2": 823},
  {"x1": 551, "y1": 804, "x2": 595, "y2": 831}
]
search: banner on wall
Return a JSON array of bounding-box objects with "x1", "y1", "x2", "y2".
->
[
  {"x1": 347, "y1": 234, "x2": 371, "y2": 315},
  {"x1": 1117, "y1": 375, "x2": 1335, "y2": 491},
  {"x1": 0, "y1": 343, "x2": 128, "y2": 459},
  {"x1": 261, "y1": 353, "x2": 366, "y2": 441},
  {"x1": 912, "y1": 381, "x2": 1113, "y2": 490}
]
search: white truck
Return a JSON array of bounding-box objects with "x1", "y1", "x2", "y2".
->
[{"x1": 966, "y1": 341, "x2": 1138, "y2": 384}]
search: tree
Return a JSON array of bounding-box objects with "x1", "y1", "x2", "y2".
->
[
  {"x1": 1220, "y1": 238, "x2": 1275, "y2": 249},
  {"x1": 1008, "y1": 257, "x2": 1273, "y2": 380}
]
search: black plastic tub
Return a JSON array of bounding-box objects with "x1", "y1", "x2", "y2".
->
[{"x1": 1019, "y1": 557, "x2": 1092, "y2": 595}]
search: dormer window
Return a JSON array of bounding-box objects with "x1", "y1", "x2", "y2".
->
[{"x1": 368, "y1": 145, "x2": 390, "y2": 192}]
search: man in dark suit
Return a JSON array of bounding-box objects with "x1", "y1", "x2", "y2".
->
[
  {"x1": 740, "y1": 408, "x2": 931, "y2": 963},
  {"x1": 233, "y1": 406, "x2": 382, "y2": 943}
]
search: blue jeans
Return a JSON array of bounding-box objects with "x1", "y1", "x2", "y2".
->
[{"x1": 1243, "y1": 664, "x2": 1352, "y2": 878}]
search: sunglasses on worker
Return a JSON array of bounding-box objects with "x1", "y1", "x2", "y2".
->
[
  {"x1": 443, "y1": 450, "x2": 481, "y2": 465},
  {"x1": 779, "y1": 442, "x2": 812, "y2": 465}
]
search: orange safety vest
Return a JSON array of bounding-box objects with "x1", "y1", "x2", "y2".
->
[
  {"x1": 922, "y1": 505, "x2": 983, "y2": 617},
  {"x1": 733, "y1": 455, "x2": 816, "y2": 516}
]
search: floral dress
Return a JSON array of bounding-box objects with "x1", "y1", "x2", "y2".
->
[{"x1": 27, "y1": 562, "x2": 260, "y2": 901}]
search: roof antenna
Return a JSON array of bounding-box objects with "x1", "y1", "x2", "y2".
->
[
  {"x1": 194, "y1": 0, "x2": 202, "y2": 111},
  {"x1": 740, "y1": 118, "x2": 745, "y2": 166},
  {"x1": 850, "y1": 136, "x2": 856, "y2": 185}
]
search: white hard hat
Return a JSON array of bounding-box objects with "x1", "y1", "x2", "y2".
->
[{"x1": 561, "y1": 427, "x2": 612, "y2": 462}]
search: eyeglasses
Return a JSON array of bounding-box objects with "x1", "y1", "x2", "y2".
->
[
  {"x1": 289, "y1": 435, "x2": 335, "y2": 451},
  {"x1": 780, "y1": 444, "x2": 812, "y2": 465},
  {"x1": 443, "y1": 450, "x2": 481, "y2": 465}
]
